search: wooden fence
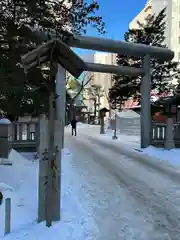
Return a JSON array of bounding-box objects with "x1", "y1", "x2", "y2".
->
[{"x1": 9, "y1": 120, "x2": 180, "y2": 151}]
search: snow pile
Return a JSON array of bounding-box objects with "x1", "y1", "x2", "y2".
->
[
  {"x1": 0, "y1": 149, "x2": 38, "y2": 237},
  {"x1": 142, "y1": 146, "x2": 180, "y2": 168},
  {"x1": 0, "y1": 148, "x2": 99, "y2": 239},
  {"x1": 0, "y1": 183, "x2": 13, "y2": 193},
  {"x1": 0, "y1": 118, "x2": 11, "y2": 124},
  {"x1": 0, "y1": 148, "x2": 14, "y2": 166}
]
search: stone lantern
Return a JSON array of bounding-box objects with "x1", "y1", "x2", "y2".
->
[
  {"x1": 99, "y1": 107, "x2": 109, "y2": 134},
  {"x1": 0, "y1": 117, "x2": 12, "y2": 159}
]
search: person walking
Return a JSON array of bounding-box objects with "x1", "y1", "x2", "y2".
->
[{"x1": 71, "y1": 118, "x2": 77, "y2": 136}]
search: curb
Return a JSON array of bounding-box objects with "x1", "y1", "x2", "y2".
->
[{"x1": 86, "y1": 135, "x2": 180, "y2": 182}]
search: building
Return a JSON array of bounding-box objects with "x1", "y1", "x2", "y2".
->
[
  {"x1": 129, "y1": 0, "x2": 151, "y2": 29},
  {"x1": 66, "y1": 54, "x2": 95, "y2": 112},
  {"x1": 67, "y1": 52, "x2": 117, "y2": 117},
  {"x1": 90, "y1": 52, "x2": 116, "y2": 110},
  {"x1": 93, "y1": 52, "x2": 116, "y2": 93},
  {"x1": 73, "y1": 53, "x2": 116, "y2": 114},
  {"x1": 151, "y1": 0, "x2": 175, "y2": 58},
  {"x1": 129, "y1": 0, "x2": 180, "y2": 62},
  {"x1": 126, "y1": 0, "x2": 178, "y2": 111}
]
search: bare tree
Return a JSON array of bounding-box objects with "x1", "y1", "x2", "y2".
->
[
  {"x1": 67, "y1": 72, "x2": 93, "y2": 120},
  {"x1": 85, "y1": 84, "x2": 104, "y2": 124}
]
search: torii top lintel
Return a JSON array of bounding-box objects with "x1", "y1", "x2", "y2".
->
[
  {"x1": 19, "y1": 25, "x2": 174, "y2": 62},
  {"x1": 67, "y1": 35, "x2": 174, "y2": 62}
]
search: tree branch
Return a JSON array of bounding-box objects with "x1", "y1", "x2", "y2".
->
[{"x1": 71, "y1": 73, "x2": 93, "y2": 103}]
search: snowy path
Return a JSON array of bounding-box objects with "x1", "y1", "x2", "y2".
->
[
  {"x1": 2, "y1": 134, "x2": 180, "y2": 239},
  {"x1": 67, "y1": 134, "x2": 180, "y2": 240}
]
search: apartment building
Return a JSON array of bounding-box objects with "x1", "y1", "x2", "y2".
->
[
  {"x1": 129, "y1": 0, "x2": 180, "y2": 83},
  {"x1": 129, "y1": 0, "x2": 152, "y2": 29}
]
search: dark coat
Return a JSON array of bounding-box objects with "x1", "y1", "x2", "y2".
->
[{"x1": 71, "y1": 119, "x2": 77, "y2": 128}]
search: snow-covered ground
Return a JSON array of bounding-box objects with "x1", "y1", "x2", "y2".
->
[
  {"x1": 0, "y1": 150, "x2": 38, "y2": 238},
  {"x1": 73, "y1": 123, "x2": 180, "y2": 168},
  {"x1": 1, "y1": 124, "x2": 180, "y2": 239},
  {"x1": 72, "y1": 122, "x2": 140, "y2": 148},
  {"x1": 0, "y1": 142, "x2": 158, "y2": 239},
  {"x1": 142, "y1": 146, "x2": 180, "y2": 168}
]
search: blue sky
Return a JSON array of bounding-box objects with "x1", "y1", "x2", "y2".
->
[{"x1": 76, "y1": 0, "x2": 147, "y2": 55}]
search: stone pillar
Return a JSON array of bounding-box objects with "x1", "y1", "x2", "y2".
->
[
  {"x1": 0, "y1": 118, "x2": 12, "y2": 160},
  {"x1": 141, "y1": 55, "x2": 151, "y2": 148},
  {"x1": 164, "y1": 104, "x2": 175, "y2": 150}
]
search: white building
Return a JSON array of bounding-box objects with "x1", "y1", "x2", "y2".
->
[
  {"x1": 91, "y1": 52, "x2": 116, "y2": 109},
  {"x1": 129, "y1": 0, "x2": 180, "y2": 85},
  {"x1": 130, "y1": 0, "x2": 180, "y2": 62},
  {"x1": 81, "y1": 52, "x2": 116, "y2": 112},
  {"x1": 129, "y1": 0, "x2": 151, "y2": 29}
]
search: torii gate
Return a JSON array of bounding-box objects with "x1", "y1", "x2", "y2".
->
[{"x1": 21, "y1": 26, "x2": 174, "y2": 226}]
